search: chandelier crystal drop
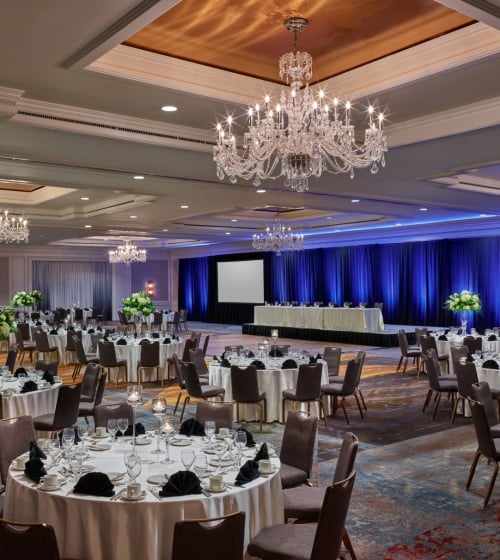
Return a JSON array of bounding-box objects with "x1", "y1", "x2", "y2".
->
[
  {"x1": 252, "y1": 213, "x2": 304, "y2": 256},
  {"x1": 214, "y1": 17, "x2": 387, "y2": 193},
  {"x1": 0, "y1": 210, "x2": 29, "y2": 243},
  {"x1": 108, "y1": 239, "x2": 147, "y2": 265}
]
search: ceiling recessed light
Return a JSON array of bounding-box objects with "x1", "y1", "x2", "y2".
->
[
  {"x1": 419, "y1": 207, "x2": 428, "y2": 211},
  {"x1": 133, "y1": 175, "x2": 144, "y2": 180},
  {"x1": 161, "y1": 105, "x2": 178, "y2": 112},
  {"x1": 326, "y1": 216, "x2": 332, "y2": 220},
  {"x1": 351, "y1": 199, "x2": 360, "y2": 203},
  {"x1": 180, "y1": 205, "x2": 189, "y2": 209},
  {"x1": 225, "y1": 232, "x2": 231, "y2": 235},
  {"x1": 84, "y1": 224, "x2": 92, "y2": 228},
  {"x1": 130, "y1": 215, "x2": 137, "y2": 219},
  {"x1": 162, "y1": 229, "x2": 169, "y2": 232},
  {"x1": 80, "y1": 196, "x2": 90, "y2": 201},
  {"x1": 231, "y1": 219, "x2": 238, "y2": 222},
  {"x1": 256, "y1": 189, "x2": 266, "y2": 193}
]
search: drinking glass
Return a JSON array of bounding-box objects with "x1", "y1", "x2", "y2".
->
[
  {"x1": 124, "y1": 451, "x2": 142, "y2": 483},
  {"x1": 68, "y1": 446, "x2": 86, "y2": 481},
  {"x1": 151, "y1": 397, "x2": 167, "y2": 455},
  {"x1": 61, "y1": 427, "x2": 75, "y2": 453},
  {"x1": 48, "y1": 438, "x2": 61, "y2": 467},
  {"x1": 193, "y1": 454, "x2": 208, "y2": 476},
  {"x1": 18, "y1": 372, "x2": 27, "y2": 387},
  {"x1": 233, "y1": 430, "x2": 247, "y2": 467},
  {"x1": 204, "y1": 421, "x2": 216, "y2": 446},
  {"x1": 118, "y1": 417, "x2": 129, "y2": 439},
  {"x1": 78, "y1": 424, "x2": 90, "y2": 448},
  {"x1": 107, "y1": 418, "x2": 119, "y2": 442},
  {"x1": 181, "y1": 449, "x2": 195, "y2": 471}
]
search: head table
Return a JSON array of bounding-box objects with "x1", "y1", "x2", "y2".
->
[{"x1": 4, "y1": 434, "x2": 283, "y2": 560}]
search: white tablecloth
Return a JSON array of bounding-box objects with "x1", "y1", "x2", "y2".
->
[
  {"x1": 0, "y1": 378, "x2": 61, "y2": 419},
  {"x1": 4, "y1": 436, "x2": 283, "y2": 560},
  {"x1": 98, "y1": 339, "x2": 184, "y2": 382},
  {"x1": 435, "y1": 335, "x2": 500, "y2": 374},
  {"x1": 253, "y1": 305, "x2": 384, "y2": 332},
  {"x1": 477, "y1": 366, "x2": 500, "y2": 391},
  {"x1": 209, "y1": 360, "x2": 329, "y2": 422}
]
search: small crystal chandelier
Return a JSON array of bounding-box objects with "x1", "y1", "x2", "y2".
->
[
  {"x1": 214, "y1": 17, "x2": 387, "y2": 193},
  {"x1": 108, "y1": 239, "x2": 147, "y2": 265},
  {"x1": 0, "y1": 210, "x2": 29, "y2": 243},
  {"x1": 252, "y1": 213, "x2": 304, "y2": 256}
]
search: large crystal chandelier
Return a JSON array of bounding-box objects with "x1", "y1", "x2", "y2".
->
[
  {"x1": 214, "y1": 17, "x2": 387, "y2": 193},
  {"x1": 252, "y1": 213, "x2": 304, "y2": 256},
  {"x1": 108, "y1": 239, "x2": 147, "y2": 265},
  {"x1": 0, "y1": 210, "x2": 29, "y2": 243}
]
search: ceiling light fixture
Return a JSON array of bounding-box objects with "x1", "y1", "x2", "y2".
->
[
  {"x1": 0, "y1": 210, "x2": 29, "y2": 243},
  {"x1": 252, "y1": 213, "x2": 304, "y2": 256},
  {"x1": 108, "y1": 239, "x2": 147, "y2": 265},
  {"x1": 214, "y1": 17, "x2": 387, "y2": 193}
]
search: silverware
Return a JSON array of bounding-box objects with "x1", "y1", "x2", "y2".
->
[
  {"x1": 148, "y1": 488, "x2": 161, "y2": 501},
  {"x1": 201, "y1": 488, "x2": 212, "y2": 497},
  {"x1": 110, "y1": 489, "x2": 125, "y2": 501}
]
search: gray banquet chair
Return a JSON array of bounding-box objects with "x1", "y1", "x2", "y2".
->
[
  {"x1": 281, "y1": 362, "x2": 326, "y2": 425},
  {"x1": 72, "y1": 335, "x2": 99, "y2": 380},
  {"x1": 179, "y1": 361, "x2": 225, "y2": 422},
  {"x1": 230, "y1": 364, "x2": 267, "y2": 431},
  {"x1": 94, "y1": 403, "x2": 134, "y2": 428},
  {"x1": 422, "y1": 349, "x2": 458, "y2": 419},
  {"x1": 98, "y1": 341, "x2": 127, "y2": 386},
  {"x1": 397, "y1": 329, "x2": 421, "y2": 375},
  {"x1": 137, "y1": 340, "x2": 161, "y2": 384},
  {"x1": 32, "y1": 383, "x2": 82, "y2": 434},
  {"x1": 195, "y1": 401, "x2": 234, "y2": 430}
]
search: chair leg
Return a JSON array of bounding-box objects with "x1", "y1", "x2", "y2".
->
[
  {"x1": 402, "y1": 357, "x2": 408, "y2": 374},
  {"x1": 483, "y1": 460, "x2": 499, "y2": 508},
  {"x1": 353, "y1": 393, "x2": 364, "y2": 419},
  {"x1": 396, "y1": 356, "x2": 403, "y2": 372},
  {"x1": 422, "y1": 389, "x2": 433, "y2": 412},
  {"x1": 173, "y1": 391, "x2": 183, "y2": 415},
  {"x1": 340, "y1": 398, "x2": 350, "y2": 425},
  {"x1": 431, "y1": 392, "x2": 442, "y2": 418},
  {"x1": 466, "y1": 448, "x2": 481, "y2": 490},
  {"x1": 357, "y1": 386, "x2": 368, "y2": 411},
  {"x1": 180, "y1": 396, "x2": 191, "y2": 422},
  {"x1": 450, "y1": 395, "x2": 463, "y2": 424},
  {"x1": 343, "y1": 528, "x2": 358, "y2": 560}
]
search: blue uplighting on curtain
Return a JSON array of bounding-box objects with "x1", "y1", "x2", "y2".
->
[{"x1": 178, "y1": 257, "x2": 209, "y2": 320}]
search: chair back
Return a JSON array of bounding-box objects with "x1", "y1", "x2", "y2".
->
[
  {"x1": 5, "y1": 347, "x2": 17, "y2": 372},
  {"x1": 93, "y1": 372, "x2": 108, "y2": 408},
  {"x1": 470, "y1": 381, "x2": 499, "y2": 428},
  {"x1": 463, "y1": 335, "x2": 482, "y2": 355},
  {"x1": 34, "y1": 360, "x2": 58, "y2": 377},
  {"x1": 280, "y1": 410, "x2": 318, "y2": 477},
  {"x1": 94, "y1": 403, "x2": 134, "y2": 428},
  {"x1": 0, "y1": 519, "x2": 61, "y2": 560},
  {"x1": 454, "y1": 361, "x2": 479, "y2": 399},
  {"x1": 172, "y1": 511, "x2": 245, "y2": 560},
  {"x1": 139, "y1": 340, "x2": 160, "y2": 367},
  {"x1": 195, "y1": 401, "x2": 233, "y2": 429},
  {"x1": 423, "y1": 349, "x2": 443, "y2": 391},
  {"x1": 295, "y1": 363, "x2": 323, "y2": 400},
  {"x1": 190, "y1": 331, "x2": 201, "y2": 346},
  {"x1": 311, "y1": 471, "x2": 356, "y2": 560},
  {"x1": 333, "y1": 432, "x2": 359, "y2": 483},
  {"x1": 470, "y1": 401, "x2": 498, "y2": 460},
  {"x1": 90, "y1": 332, "x2": 103, "y2": 352},
  {"x1": 323, "y1": 347, "x2": 341, "y2": 376},
  {"x1": 18, "y1": 322, "x2": 31, "y2": 341},
  {"x1": 231, "y1": 364, "x2": 260, "y2": 401},
  {"x1": 373, "y1": 302, "x2": 383, "y2": 310},
  {"x1": 202, "y1": 335, "x2": 210, "y2": 356},
  {"x1": 51, "y1": 383, "x2": 82, "y2": 429},
  {"x1": 74, "y1": 336, "x2": 90, "y2": 365},
  {"x1": 420, "y1": 335, "x2": 438, "y2": 355},
  {"x1": 341, "y1": 359, "x2": 361, "y2": 394},
  {"x1": 153, "y1": 311, "x2": 163, "y2": 326},
  {"x1": 171, "y1": 354, "x2": 185, "y2": 389},
  {"x1": 15, "y1": 329, "x2": 27, "y2": 350},
  {"x1": 74, "y1": 308, "x2": 83, "y2": 321},
  {"x1": 65, "y1": 330, "x2": 82, "y2": 351},
  {"x1": 181, "y1": 338, "x2": 199, "y2": 362},
  {"x1": 180, "y1": 361, "x2": 203, "y2": 398},
  {"x1": 189, "y1": 348, "x2": 209, "y2": 376},
  {"x1": 98, "y1": 341, "x2": 119, "y2": 367},
  {"x1": 35, "y1": 331, "x2": 53, "y2": 352},
  {"x1": 450, "y1": 345, "x2": 468, "y2": 369},
  {"x1": 80, "y1": 363, "x2": 101, "y2": 401},
  {"x1": 0, "y1": 415, "x2": 36, "y2": 484},
  {"x1": 415, "y1": 327, "x2": 428, "y2": 346},
  {"x1": 397, "y1": 330, "x2": 410, "y2": 356}
]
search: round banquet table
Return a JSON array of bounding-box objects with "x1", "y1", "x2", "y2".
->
[
  {"x1": 4, "y1": 435, "x2": 283, "y2": 560},
  {"x1": 434, "y1": 334, "x2": 500, "y2": 374},
  {"x1": 0, "y1": 377, "x2": 61, "y2": 419},
  {"x1": 209, "y1": 358, "x2": 329, "y2": 422}
]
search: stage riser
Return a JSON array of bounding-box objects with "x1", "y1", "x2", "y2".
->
[{"x1": 242, "y1": 324, "x2": 400, "y2": 348}]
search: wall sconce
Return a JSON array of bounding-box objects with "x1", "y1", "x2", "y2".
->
[{"x1": 146, "y1": 280, "x2": 155, "y2": 298}]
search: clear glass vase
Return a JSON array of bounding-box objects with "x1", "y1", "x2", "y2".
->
[{"x1": 459, "y1": 310, "x2": 468, "y2": 334}]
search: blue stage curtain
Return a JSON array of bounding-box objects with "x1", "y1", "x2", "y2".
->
[
  {"x1": 178, "y1": 236, "x2": 500, "y2": 329},
  {"x1": 178, "y1": 256, "x2": 209, "y2": 321}
]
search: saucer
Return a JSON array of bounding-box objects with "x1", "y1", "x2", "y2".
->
[
  {"x1": 204, "y1": 484, "x2": 227, "y2": 493},
  {"x1": 146, "y1": 474, "x2": 168, "y2": 485},
  {"x1": 106, "y1": 472, "x2": 126, "y2": 482},
  {"x1": 132, "y1": 437, "x2": 152, "y2": 446},
  {"x1": 170, "y1": 438, "x2": 192, "y2": 447},
  {"x1": 208, "y1": 458, "x2": 233, "y2": 468},
  {"x1": 121, "y1": 491, "x2": 146, "y2": 502},
  {"x1": 39, "y1": 483, "x2": 62, "y2": 492},
  {"x1": 11, "y1": 464, "x2": 26, "y2": 471},
  {"x1": 1, "y1": 389, "x2": 14, "y2": 396},
  {"x1": 259, "y1": 467, "x2": 278, "y2": 476},
  {"x1": 89, "y1": 443, "x2": 111, "y2": 451},
  {"x1": 92, "y1": 434, "x2": 109, "y2": 440}
]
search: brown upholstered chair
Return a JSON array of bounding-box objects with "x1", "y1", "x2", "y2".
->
[
  {"x1": 0, "y1": 519, "x2": 64, "y2": 560},
  {"x1": 179, "y1": 361, "x2": 225, "y2": 422},
  {"x1": 195, "y1": 401, "x2": 234, "y2": 430},
  {"x1": 34, "y1": 359, "x2": 58, "y2": 377},
  {"x1": 0, "y1": 415, "x2": 36, "y2": 485},
  {"x1": 397, "y1": 329, "x2": 421, "y2": 375},
  {"x1": 231, "y1": 364, "x2": 267, "y2": 431},
  {"x1": 78, "y1": 371, "x2": 107, "y2": 424},
  {"x1": 137, "y1": 341, "x2": 161, "y2": 383},
  {"x1": 93, "y1": 403, "x2": 134, "y2": 428},
  {"x1": 422, "y1": 349, "x2": 458, "y2": 419},
  {"x1": 323, "y1": 347, "x2": 342, "y2": 381},
  {"x1": 462, "y1": 335, "x2": 482, "y2": 355},
  {"x1": 451, "y1": 361, "x2": 479, "y2": 424},
  {"x1": 79, "y1": 363, "x2": 101, "y2": 403},
  {"x1": 420, "y1": 335, "x2": 449, "y2": 374},
  {"x1": 449, "y1": 345, "x2": 469, "y2": 372},
  {"x1": 279, "y1": 410, "x2": 318, "y2": 489},
  {"x1": 281, "y1": 363, "x2": 326, "y2": 425},
  {"x1": 72, "y1": 336, "x2": 99, "y2": 380},
  {"x1": 15, "y1": 329, "x2": 35, "y2": 365},
  {"x1": 188, "y1": 347, "x2": 210, "y2": 382},
  {"x1": 32, "y1": 383, "x2": 82, "y2": 434},
  {"x1": 34, "y1": 331, "x2": 59, "y2": 362},
  {"x1": 470, "y1": 381, "x2": 500, "y2": 437},
  {"x1": 172, "y1": 511, "x2": 245, "y2": 560},
  {"x1": 5, "y1": 346, "x2": 17, "y2": 373},
  {"x1": 64, "y1": 330, "x2": 82, "y2": 364},
  {"x1": 98, "y1": 341, "x2": 127, "y2": 386},
  {"x1": 247, "y1": 471, "x2": 356, "y2": 560}
]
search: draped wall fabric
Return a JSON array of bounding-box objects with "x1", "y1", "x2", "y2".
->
[
  {"x1": 32, "y1": 261, "x2": 111, "y2": 314},
  {"x1": 178, "y1": 237, "x2": 500, "y2": 329}
]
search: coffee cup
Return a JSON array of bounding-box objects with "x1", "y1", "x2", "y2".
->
[
  {"x1": 219, "y1": 427, "x2": 229, "y2": 438},
  {"x1": 40, "y1": 474, "x2": 59, "y2": 488},
  {"x1": 259, "y1": 459, "x2": 273, "y2": 473},
  {"x1": 38, "y1": 438, "x2": 50, "y2": 451},
  {"x1": 126, "y1": 482, "x2": 142, "y2": 499},
  {"x1": 209, "y1": 475, "x2": 224, "y2": 491},
  {"x1": 95, "y1": 426, "x2": 107, "y2": 437},
  {"x1": 15, "y1": 455, "x2": 28, "y2": 469}
]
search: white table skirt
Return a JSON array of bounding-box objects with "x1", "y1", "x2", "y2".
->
[
  {"x1": 435, "y1": 335, "x2": 500, "y2": 374},
  {"x1": 98, "y1": 339, "x2": 184, "y2": 382},
  {"x1": 209, "y1": 360, "x2": 329, "y2": 422},
  {"x1": 4, "y1": 436, "x2": 283, "y2": 560},
  {"x1": 253, "y1": 305, "x2": 384, "y2": 332},
  {"x1": 1, "y1": 379, "x2": 61, "y2": 419}
]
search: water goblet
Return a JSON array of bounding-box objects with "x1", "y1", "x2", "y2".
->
[
  {"x1": 204, "y1": 420, "x2": 216, "y2": 446},
  {"x1": 233, "y1": 430, "x2": 247, "y2": 467},
  {"x1": 48, "y1": 438, "x2": 61, "y2": 467},
  {"x1": 118, "y1": 417, "x2": 129, "y2": 440},
  {"x1": 18, "y1": 372, "x2": 27, "y2": 387},
  {"x1": 107, "y1": 418, "x2": 118, "y2": 442},
  {"x1": 78, "y1": 424, "x2": 90, "y2": 449},
  {"x1": 61, "y1": 427, "x2": 75, "y2": 454},
  {"x1": 181, "y1": 449, "x2": 195, "y2": 471},
  {"x1": 124, "y1": 451, "x2": 142, "y2": 483},
  {"x1": 193, "y1": 454, "x2": 208, "y2": 477}
]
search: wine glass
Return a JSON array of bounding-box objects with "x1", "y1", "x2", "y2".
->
[
  {"x1": 181, "y1": 449, "x2": 195, "y2": 471},
  {"x1": 61, "y1": 427, "x2": 75, "y2": 454},
  {"x1": 151, "y1": 397, "x2": 167, "y2": 455},
  {"x1": 107, "y1": 418, "x2": 118, "y2": 442},
  {"x1": 124, "y1": 451, "x2": 142, "y2": 483},
  {"x1": 233, "y1": 430, "x2": 247, "y2": 467},
  {"x1": 118, "y1": 417, "x2": 129, "y2": 440},
  {"x1": 78, "y1": 424, "x2": 90, "y2": 449},
  {"x1": 204, "y1": 421, "x2": 216, "y2": 446},
  {"x1": 193, "y1": 454, "x2": 208, "y2": 476},
  {"x1": 68, "y1": 446, "x2": 86, "y2": 481},
  {"x1": 48, "y1": 438, "x2": 61, "y2": 467},
  {"x1": 18, "y1": 372, "x2": 27, "y2": 387}
]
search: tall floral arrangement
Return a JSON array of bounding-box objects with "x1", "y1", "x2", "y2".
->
[
  {"x1": 0, "y1": 307, "x2": 17, "y2": 340},
  {"x1": 122, "y1": 290, "x2": 155, "y2": 317},
  {"x1": 31, "y1": 290, "x2": 44, "y2": 303},
  {"x1": 444, "y1": 290, "x2": 482, "y2": 312},
  {"x1": 12, "y1": 291, "x2": 35, "y2": 308}
]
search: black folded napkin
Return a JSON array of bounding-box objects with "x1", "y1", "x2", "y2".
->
[
  {"x1": 316, "y1": 353, "x2": 322, "y2": 360},
  {"x1": 36, "y1": 321, "x2": 42, "y2": 326},
  {"x1": 24, "y1": 456, "x2": 47, "y2": 483},
  {"x1": 254, "y1": 442, "x2": 269, "y2": 462},
  {"x1": 281, "y1": 359, "x2": 298, "y2": 369},
  {"x1": 482, "y1": 359, "x2": 499, "y2": 369},
  {"x1": 179, "y1": 418, "x2": 205, "y2": 437},
  {"x1": 58, "y1": 427, "x2": 81, "y2": 444},
  {"x1": 30, "y1": 440, "x2": 47, "y2": 460},
  {"x1": 159, "y1": 470, "x2": 202, "y2": 497},
  {"x1": 488, "y1": 334, "x2": 497, "y2": 341},
  {"x1": 247, "y1": 350, "x2": 255, "y2": 358},
  {"x1": 236, "y1": 427, "x2": 256, "y2": 448},
  {"x1": 49, "y1": 329, "x2": 58, "y2": 335},
  {"x1": 466, "y1": 354, "x2": 475, "y2": 362},
  {"x1": 116, "y1": 338, "x2": 127, "y2": 345},
  {"x1": 219, "y1": 358, "x2": 231, "y2": 368},
  {"x1": 73, "y1": 472, "x2": 114, "y2": 497},
  {"x1": 250, "y1": 359, "x2": 266, "y2": 370},
  {"x1": 84, "y1": 308, "x2": 89, "y2": 311},
  {"x1": 309, "y1": 355, "x2": 318, "y2": 364},
  {"x1": 438, "y1": 335, "x2": 448, "y2": 340},
  {"x1": 235, "y1": 459, "x2": 260, "y2": 486},
  {"x1": 163, "y1": 338, "x2": 172, "y2": 344},
  {"x1": 172, "y1": 336, "x2": 179, "y2": 341},
  {"x1": 68, "y1": 326, "x2": 75, "y2": 332},
  {"x1": 139, "y1": 339, "x2": 150, "y2": 345},
  {"x1": 212, "y1": 355, "x2": 219, "y2": 362},
  {"x1": 42, "y1": 370, "x2": 55, "y2": 385},
  {"x1": 14, "y1": 367, "x2": 27, "y2": 377},
  {"x1": 269, "y1": 349, "x2": 284, "y2": 357},
  {"x1": 21, "y1": 380, "x2": 38, "y2": 393},
  {"x1": 103, "y1": 336, "x2": 109, "y2": 342},
  {"x1": 152, "y1": 332, "x2": 160, "y2": 339},
  {"x1": 87, "y1": 328, "x2": 95, "y2": 334},
  {"x1": 118, "y1": 422, "x2": 146, "y2": 437}
]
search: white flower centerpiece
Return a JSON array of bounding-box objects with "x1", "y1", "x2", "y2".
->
[
  {"x1": 122, "y1": 290, "x2": 155, "y2": 333},
  {"x1": 444, "y1": 289, "x2": 481, "y2": 333},
  {"x1": 11, "y1": 290, "x2": 43, "y2": 321},
  {"x1": 0, "y1": 307, "x2": 17, "y2": 341}
]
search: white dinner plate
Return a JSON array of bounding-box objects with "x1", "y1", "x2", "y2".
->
[
  {"x1": 105, "y1": 472, "x2": 126, "y2": 482},
  {"x1": 208, "y1": 458, "x2": 233, "y2": 468},
  {"x1": 170, "y1": 438, "x2": 192, "y2": 447},
  {"x1": 147, "y1": 474, "x2": 168, "y2": 485},
  {"x1": 89, "y1": 443, "x2": 112, "y2": 451},
  {"x1": 132, "y1": 437, "x2": 152, "y2": 446}
]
